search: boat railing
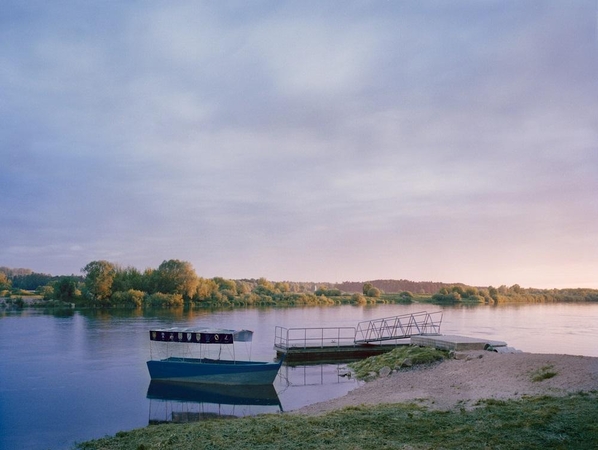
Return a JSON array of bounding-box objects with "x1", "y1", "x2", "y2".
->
[{"x1": 274, "y1": 326, "x2": 357, "y2": 350}]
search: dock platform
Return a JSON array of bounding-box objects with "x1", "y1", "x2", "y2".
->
[
  {"x1": 275, "y1": 340, "x2": 412, "y2": 365},
  {"x1": 274, "y1": 311, "x2": 443, "y2": 364},
  {"x1": 411, "y1": 335, "x2": 507, "y2": 351},
  {"x1": 274, "y1": 311, "x2": 507, "y2": 364}
]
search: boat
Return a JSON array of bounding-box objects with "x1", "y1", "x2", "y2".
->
[{"x1": 146, "y1": 327, "x2": 284, "y2": 385}]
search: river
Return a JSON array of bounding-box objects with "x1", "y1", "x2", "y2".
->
[{"x1": 1, "y1": 302, "x2": 597, "y2": 450}]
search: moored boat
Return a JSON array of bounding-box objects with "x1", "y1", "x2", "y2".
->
[{"x1": 146, "y1": 327, "x2": 283, "y2": 385}]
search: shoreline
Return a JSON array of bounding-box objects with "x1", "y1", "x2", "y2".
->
[
  {"x1": 74, "y1": 350, "x2": 598, "y2": 449},
  {"x1": 292, "y1": 350, "x2": 598, "y2": 415}
]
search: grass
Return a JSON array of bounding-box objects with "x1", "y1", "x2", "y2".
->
[
  {"x1": 531, "y1": 365, "x2": 558, "y2": 382},
  {"x1": 75, "y1": 392, "x2": 598, "y2": 450},
  {"x1": 348, "y1": 345, "x2": 449, "y2": 380}
]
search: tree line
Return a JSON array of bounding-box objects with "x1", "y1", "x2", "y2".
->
[
  {"x1": 1, "y1": 260, "x2": 364, "y2": 308},
  {"x1": 2, "y1": 263, "x2": 597, "y2": 309},
  {"x1": 77, "y1": 259, "x2": 358, "y2": 308},
  {"x1": 430, "y1": 284, "x2": 598, "y2": 304},
  {"x1": 335, "y1": 279, "x2": 459, "y2": 295}
]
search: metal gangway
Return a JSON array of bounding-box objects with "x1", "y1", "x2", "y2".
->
[
  {"x1": 354, "y1": 311, "x2": 443, "y2": 344},
  {"x1": 274, "y1": 326, "x2": 358, "y2": 350}
]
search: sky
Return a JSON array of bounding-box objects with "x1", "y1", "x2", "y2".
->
[{"x1": 1, "y1": 1, "x2": 597, "y2": 289}]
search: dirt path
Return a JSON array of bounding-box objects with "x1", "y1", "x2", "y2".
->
[{"x1": 293, "y1": 351, "x2": 598, "y2": 415}]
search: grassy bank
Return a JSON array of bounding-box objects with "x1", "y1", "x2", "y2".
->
[
  {"x1": 348, "y1": 346, "x2": 449, "y2": 380},
  {"x1": 76, "y1": 393, "x2": 598, "y2": 450}
]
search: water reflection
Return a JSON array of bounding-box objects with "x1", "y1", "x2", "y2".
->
[
  {"x1": 147, "y1": 381, "x2": 283, "y2": 424},
  {"x1": 275, "y1": 363, "x2": 361, "y2": 410},
  {"x1": 279, "y1": 363, "x2": 356, "y2": 386},
  {"x1": 146, "y1": 364, "x2": 359, "y2": 425},
  {"x1": 2, "y1": 302, "x2": 597, "y2": 450}
]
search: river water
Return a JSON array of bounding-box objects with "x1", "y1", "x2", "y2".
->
[{"x1": 1, "y1": 302, "x2": 597, "y2": 450}]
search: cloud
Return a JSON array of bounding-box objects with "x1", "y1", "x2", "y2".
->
[{"x1": 1, "y1": 1, "x2": 597, "y2": 287}]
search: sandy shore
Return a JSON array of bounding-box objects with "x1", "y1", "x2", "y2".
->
[{"x1": 294, "y1": 351, "x2": 598, "y2": 415}]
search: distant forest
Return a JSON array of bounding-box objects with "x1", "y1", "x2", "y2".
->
[
  {"x1": 334, "y1": 279, "x2": 458, "y2": 295},
  {"x1": 0, "y1": 267, "x2": 473, "y2": 295},
  {"x1": 1, "y1": 262, "x2": 597, "y2": 309}
]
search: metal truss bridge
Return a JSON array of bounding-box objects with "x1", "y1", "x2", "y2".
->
[{"x1": 354, "y1": 311, "x2": 443, "y2": 344}]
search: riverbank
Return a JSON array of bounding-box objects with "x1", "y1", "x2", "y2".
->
[
  {"x1": 77, "y1": 351, "x2": 598, "y2": 449},
  {"x1": 294, "y1": 350, "x2": 598, "y2": 414}
]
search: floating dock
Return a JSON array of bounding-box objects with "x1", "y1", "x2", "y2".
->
[
  {"x1": 275, "y1": 311, "x2": 443, "y2": 364},
  {"x1": 274, "y1": 311, "x2": 508, "y2": 364},
  {"x1": 275, "y1": 340, "x2": 412, "y2": 365},
  {"x1": 411, "y1": 335, "x2": 507, "y2": 351}
]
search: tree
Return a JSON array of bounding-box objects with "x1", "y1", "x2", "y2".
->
[
  {"x1": 195, "y1": 277, "x2": 218, "y2": 301},
  {"x1": 465, "y1": 287, "x2": 479, "y2": 298},
  {"x1": 153, "y1": 260, "x2": 198, "y2": 300},
  {"x1": 366, "y1": 287, "x2": 382, "y2": 298},
  {"x1": 82, "y1": 261, "x2": 117, "y2": 305},
  {"x1": 54, "y1": 277, "x2": 78, "y2": 302},
  {"x1": 451, "y1": 285, "x2": 465, "y2": 296},
  {"x1": 38, "y1": 284, "x2": 54, "y2": 300},
  {"x1": 257, "y1": 278, "x2": 275, "y2": 290},
  {"x1": 254, "y1": 278, "x2": 277, "y2": 297},
  {"x1": 214, "y1": 277, "x2": 237, "y2": 294},
  {"x1": 112, "y1": 266, "x2": 144, "y2": 293},
  {"x1": 235, "y1": 280, "x2": 252, "y2": 295},
  {"x1": 275, "y1": 282, "x2": 290, "y2": 293},
  {"x1": 510, "y1": 284, "x2": 522, "y2": 294},
  {"x1": 0, "y1": 272, "x2": 11, "y2": 291},
  {"x1": 362, "y1": 282, "x2": 373, "y2": 295},
  {"x1": 488, "y1": 286, "x2": 498, "y2": 301}
]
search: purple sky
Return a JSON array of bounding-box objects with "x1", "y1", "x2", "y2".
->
[{"x1": 1, "y1": 1, "x2": 597, "y2": 288}]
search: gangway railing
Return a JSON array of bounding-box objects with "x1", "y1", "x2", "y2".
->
[
  {"x1": 274, "y1": 311, "x2": 443, "y2": 350},
  {"x1": 354, "y1": 311, "x2": 443, "y2": 344},
  {"x1": 275, "y1": 326, "x2": 357, "y2": 350}
]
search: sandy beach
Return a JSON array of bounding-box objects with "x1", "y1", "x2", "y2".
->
[{"x1": 294, "y1": 351, "x2": 598, "y2": 415}]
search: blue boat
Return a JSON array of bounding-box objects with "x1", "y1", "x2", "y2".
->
[{"x1": 146, "y1": 327, "x2": 284, "y2": 385}]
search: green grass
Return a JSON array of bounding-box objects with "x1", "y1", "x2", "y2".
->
[
  {"x1": 75, "y1": 393, "x2": 598, "y2": 450},
  {"x1": 348, "y1": 345, "x2": 449, "y2": 380},
  {"x1": 531, "y1": 365, "x2": 558, "y2": 382}
]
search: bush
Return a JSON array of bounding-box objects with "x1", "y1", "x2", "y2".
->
[
  {"x1": 144, "y1": 293, "x2": 183, "y2": 308},
  {"x1": 315, "y1": 288, "x2": 342, "y2": 297},
  {"x1": 112, "y1": 289, "x2": 145, "y2": 307},
  {"x1": 351, "y1": 293, "x2": 367, "y2": 304},
  {"x1": 366, "y1": 287, "x2": 382, "y2": 298},
  {"x1": 7, "y1": 297, "x2": 26, "y2": 308}
]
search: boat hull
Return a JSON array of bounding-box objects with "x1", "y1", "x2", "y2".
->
[{"x1": 147, "y1": 357, "x2": 283, "y2": 385}]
